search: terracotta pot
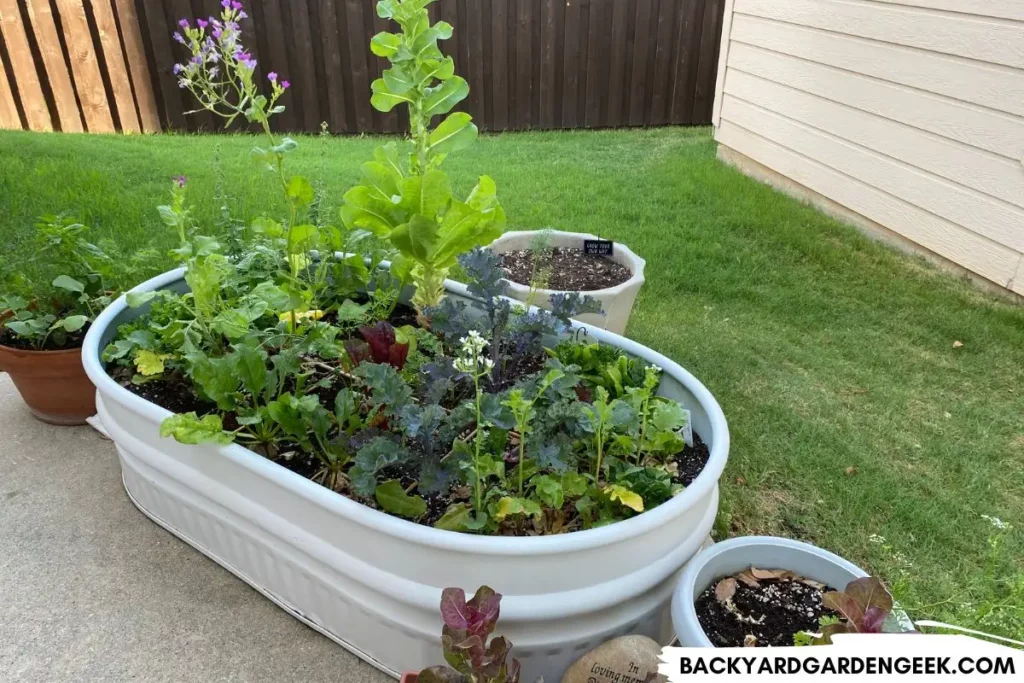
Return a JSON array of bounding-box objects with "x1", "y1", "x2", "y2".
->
[
  {"x1": 0, "y1": 344, "x2": 95, "y2": 425},
  {"x1": 400, "y1": 674, "x2": 418, "y2": 683}
]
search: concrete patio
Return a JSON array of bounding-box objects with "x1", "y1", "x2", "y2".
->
[{"x1": 0, "y1": 375, "x2": 391, "y2": 682}]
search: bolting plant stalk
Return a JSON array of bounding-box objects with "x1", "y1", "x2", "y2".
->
[
  {"x1": 341, "y1": 0, "x2": 505, "y2": 315},
  {"x1": 172, "y1": 1, "x2": 313, "y2": 328},
  {"x1": 454, "y1": 331, "x2": 495, "y2": 514}
]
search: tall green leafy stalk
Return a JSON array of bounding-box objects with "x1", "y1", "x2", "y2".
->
[
  {"x1": 454, "y1": 331, "x2": 496, "y2": 515},
  {"x1": 503, "y1": 368, "x2": 564, "y2": 497},
  {"x1": 579, "y1": 387, "x2": 633, "y2": 482},
  {"x1": 343, "y1": 0, "x2": 505, "y2": 314},
  {"x1": 174, "y1": 3, "x2": 316, "y2": 327}
]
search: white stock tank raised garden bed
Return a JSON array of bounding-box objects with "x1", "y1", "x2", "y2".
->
[{"x1": 82, "y1": 267, "x2": 729, "y2": 683}]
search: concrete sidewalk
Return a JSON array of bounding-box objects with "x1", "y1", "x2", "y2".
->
[{"x1": 0, "y1": 375, "x2": 391, "y2": 683}]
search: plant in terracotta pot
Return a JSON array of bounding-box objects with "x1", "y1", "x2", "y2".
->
[
  {"x1": 405, "y1": 586, "x2": 527, "y2": 683},
  {"x1": 0, "y1": 215, "x2": 148, "y2": 424}
]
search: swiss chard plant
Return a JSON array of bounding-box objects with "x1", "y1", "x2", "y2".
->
[
  {"x1": 342, "y1": 0, "x2": 505, "y2": 314},
  {"x1": 419, "y1": 586, "x2": 523, "y2": 683}
]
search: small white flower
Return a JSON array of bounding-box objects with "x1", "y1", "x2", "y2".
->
[
  {"x1": 482, "y1": 358, "x2": 495, "y2": 371},
  {"x1": 869, "y1": 534, "x2": 886, "y2": 544},
  {"x1": 981, "y1": 515, "x2": 1010, "y2": 531},
  {"x1": 453, "y1": 357, "x2": 475, "y2": 374},
  {"x1": 459, "y1": 329, "x2": 488, "y2": 354}
]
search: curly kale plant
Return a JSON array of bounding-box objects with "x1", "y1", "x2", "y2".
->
[{"x1": 342, "y1": 0, "x2": 505, "y2": 313}]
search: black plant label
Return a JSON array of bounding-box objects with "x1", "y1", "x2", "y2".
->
[{"x1": 583, "y1": 239, "x2": 614, "y2": 256}]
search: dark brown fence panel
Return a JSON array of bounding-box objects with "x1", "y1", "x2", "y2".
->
[{"x1": 130, "y1": 0, "x2": 726, "y2": 134}]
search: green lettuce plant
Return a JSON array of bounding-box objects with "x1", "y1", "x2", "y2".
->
[
  {"x1": 342, "y1": 0, "x2": 505, "y2": 314},
  {"x1": 579, "y1": 387, "x2": 635, "y2": 482}
]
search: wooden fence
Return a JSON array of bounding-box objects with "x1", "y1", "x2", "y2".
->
[
  {"x1": 0, "y1": 0, "x2": 159, "y2": 131},
  {"x1": 0, "y1": 0, "x2": 725, "y2": 134}
]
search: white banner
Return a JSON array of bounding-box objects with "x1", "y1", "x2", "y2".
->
[{"x1": 658, "y1": 634, "x2": 1023, "y2": 682}]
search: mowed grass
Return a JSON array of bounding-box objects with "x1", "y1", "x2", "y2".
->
[{"x1": 2, "y1": 127, "x2": 1022, "y2": 631}]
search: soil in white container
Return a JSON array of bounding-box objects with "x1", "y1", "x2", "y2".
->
[
  {"x1": 500, "y1": 247, "x2": 633, "y2": 291},
  {"x1": 694, "y1": 569, "x2": 839, "y2": 647}
]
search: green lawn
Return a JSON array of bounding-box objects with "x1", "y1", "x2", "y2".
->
[{"x1": 2, "y1": 127, "x2": 1022, "y2": 636}]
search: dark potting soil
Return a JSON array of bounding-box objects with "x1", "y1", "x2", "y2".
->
[
  {"x1": 111, "y1": 366, "x2": 213, "y2": 415},
  {"x1": 0, "y1": 325, "x2": 88, "y2": 352},
  {"x1": 500, "y1": 247, "x2": 632, "y2": 291},
  {"x1": 674, "y1": 433, "x2": 711, "y2": 487},
  {"x1": 695, "y1": 570, "x2": 839, "y2": 647}
]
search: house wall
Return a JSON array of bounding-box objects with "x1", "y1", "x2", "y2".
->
[{"x1": 712, "y1": 0, "x2": 1024, "y2": 296}]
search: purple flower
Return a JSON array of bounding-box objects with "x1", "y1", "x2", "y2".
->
[
  {"x1": 197, "y1": 18, "x2": 208, "y2": 29},
  {"x1": 173, "y1": 31, "x2": 184, "y2": 44},
  {"x1": 235, "y1": 50, "x2": 256, "y2": 70},
  {"x1": 178, "y1": 18, "x2": 189, "y2": 29},
  {"x1": 190, "y1": 55, "x2": 202, "y2": 66},
  {"x1": 172, "y1": 64, "x2": 184, "y2": 74},
  {"x1": 238, "y1": 11, "x2": 247, "y2": 19},
  {"x1": 267, "y1": 72, "x2": 277, "y2": 82},
  {"x1": 173, "y1": 175, "x2": 188, "y2": 188},
  {"x1": 231, "y1": 1, "x2": 243, "y2": 10},
  {"x1": 221, "y1": 0, "x2": 231, "y2": 8},
  {"x1": 209, "y1": 67, "x2": 219, "y2": 78},
  {"x1": 281, "y1": 80, "x2": 290, "y2": 89},
  {"x1": 212, "y1": 27, "x2": 222, "y2": 39}
]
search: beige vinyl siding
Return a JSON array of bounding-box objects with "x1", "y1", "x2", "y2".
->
[{"x1": 713, "y1": 0, "x2": 1024, "y2": 295}]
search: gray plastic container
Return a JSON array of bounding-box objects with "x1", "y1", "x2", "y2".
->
[{"x1": 672, "y1": 536, "x2": 869, "y2": 647}]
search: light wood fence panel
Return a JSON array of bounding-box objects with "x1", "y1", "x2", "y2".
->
[
  {"x1": 0, "y1": 0, "x2": 51, "y2": 130},
  {"x1": 24, "y1": 0, "x2": 82, "y2": 131},
  {"x1": 0, "y1": 0, "x2": 158, "y2": 132}
]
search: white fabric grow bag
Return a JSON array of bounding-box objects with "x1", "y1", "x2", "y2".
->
[{"x1": 82, "y1": 267, "x2": 729, "y2": 682}]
